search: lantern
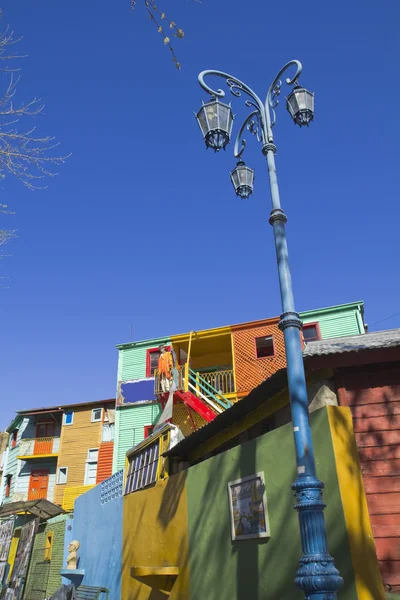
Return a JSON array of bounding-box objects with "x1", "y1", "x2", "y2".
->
[
  {"x1": 230, "y1": 161, "x2": 255, "y2": 199},
  {"x1": 286, "y1": 86, "x2": 315, "y2": 127},
  {"x1": 196, "y1": 97, "x2": 234, "y2": 151}
]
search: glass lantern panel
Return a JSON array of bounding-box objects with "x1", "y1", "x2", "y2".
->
[
  {"x1": 205, "y1": 103, "x2": 219, "y2": 131},
  {"x1": 287, "y1": 93, "x2": 300, "y2": 116},
  {"x1": 231, "y1": 169, "x2": 240, "y2": 189},
  {"x1": 295, "y1": 90, "x2": 308, "y2": 110},
  {"x1": 197, "y1": 108, "x2": 209, "y2": 136},
  {"x1": 305, "y1": 91, "x2": 314, "y2": 111},
  {"x1": 217, "y1": 104, "x2": 230, "y2": 132},
  {"x1": 238, "y1": 167, "x2": 249, "y2": 185}
]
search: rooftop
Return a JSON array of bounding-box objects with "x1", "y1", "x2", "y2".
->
[
  {"x1": 166, "y1": 327, "x2": 398, "y2": 460},
  {"x1": 117, "y1": 300, "x2": 364, "y2": 349},
  {"x1": 16, "y1": 398, "x2": 115, "y2": 416},
  {"x1": 304, "y1": 328, "x2": 400, "y2": 357}
]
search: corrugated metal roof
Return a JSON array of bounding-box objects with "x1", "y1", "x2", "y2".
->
[
  {"x1": 0, "y1": 499, "x2": 64, "y2": 520},
  {"x1": 303, "y1": 328, "x2": 400, "y2": 357}
]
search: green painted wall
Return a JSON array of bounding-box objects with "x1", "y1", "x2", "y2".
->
[
  {"x1": 24, "y1": 514, "x2": 67, "y2": 599},
  {"x1": 117, "y1": 337, "x2": 171, "y2": 382},
  {"x1": 186, "y1": 408, "x2": 358, "y2": 600},
  {"x1": 300, "y1": 302, "x2": 365, "y2": 339},
  {"x1": 113, "y1": 403, "x2": 162, "y2": 473}
]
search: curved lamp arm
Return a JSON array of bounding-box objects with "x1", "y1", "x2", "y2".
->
[
  {"x1": 265, "y1": 60, "x2": 303, "y2": 140},
  {"x1": 234, "y1": 110, "x2": 261, "y2": 159},
  {"x1": 198, "y1": 70, "x2": 268, "y2": 144},
  {"x1": 198, "y1": 60, "x2": 304, "y2": 149}
]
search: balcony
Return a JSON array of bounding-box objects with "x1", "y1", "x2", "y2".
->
[
  {"x1": 197, "y1": 369, "x2": 235, "y2": 395},
  {"x1": 154, "y1": 366, "x2": 235, "y2": 398},
  {"x1": 18, "y1": 437, "x2": 60, "y2": 459}
]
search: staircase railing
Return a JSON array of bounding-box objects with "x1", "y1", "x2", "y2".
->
[
  {"x1": 154, "y1": 365, "x2": 233, "y2": 414},
  {"x1": 187, "y1": 367, "x2": 232, "y2": 410}
]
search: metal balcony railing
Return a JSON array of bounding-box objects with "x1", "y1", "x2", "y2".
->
[
  {"x1": 197, "y1": 369, "x2": 235, "y2": 395},
  {"x1": 19, "y1": 436, "x2": 60, "y2": 457},
  {"x1": 154, "y1": 367, "x2": 184, "y2": 395}
]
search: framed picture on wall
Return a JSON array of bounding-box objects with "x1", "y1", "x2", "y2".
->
[{"x1": 228, "y1": 472, "x2": 270, "y2": 541}]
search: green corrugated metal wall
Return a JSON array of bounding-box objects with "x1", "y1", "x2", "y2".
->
[
  {"x1": 301, "y1": 305, "x2": 364, "y2": 339},
  {"x1": 119, "y1": 338, "x2": 172, "y2": 381},
  {"x1": 113, "y1": 403, "x2": 162, "y2": 473}
]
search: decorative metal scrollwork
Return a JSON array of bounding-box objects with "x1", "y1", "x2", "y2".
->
[{"x1": 198, "y1": 59, "x2": 304, "y2": 155}]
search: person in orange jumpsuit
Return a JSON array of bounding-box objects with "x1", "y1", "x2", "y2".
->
[{"x1": 158, "y1": 344, "x2": 173, "y2": 392}]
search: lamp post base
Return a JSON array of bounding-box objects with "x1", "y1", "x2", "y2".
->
[{"x1": 293, "y1": 477, "x2": 343, "y2": 599}]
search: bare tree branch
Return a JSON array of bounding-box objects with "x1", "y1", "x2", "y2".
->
[{"x1": 0, "y1": 27, "x2": 69, "y2": 190}]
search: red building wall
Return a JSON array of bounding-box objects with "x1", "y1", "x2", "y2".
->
[
  {"x1": 96, "y1": 441, "x2": 114, "y2": 484},
  {"x1": 336, "y1": 363, "x2": 400, "y2": 592}
]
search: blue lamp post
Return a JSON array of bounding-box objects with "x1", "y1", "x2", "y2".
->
[{"x1": 196, "y1": 61, "x2": 343, "y2": 600}]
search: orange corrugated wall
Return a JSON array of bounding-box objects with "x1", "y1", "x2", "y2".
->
[{"x1": 96, "y1": 441, "x2": 114, "y2": 483}]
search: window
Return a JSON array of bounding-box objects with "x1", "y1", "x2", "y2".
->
[
  {"x1": 57, "y1": 467, "x2": 68, "y2": 485},
  {"x1": 5, "y1": 475, "x2": 12, "y2": 498},
  {"x1": 303, "y1": 322, "x2": 321, "y2": 342},
  {"x1": 91, "y1": 408, "x2": 103, "y2": 423},
  {"x1": 144, "y1": 425, "x2": 155, "y2": 438},
  {"x1": 102, "y1": 423, "x2": 115, "y2": 442},
  {"x1": 11, "y1": 430, "x2": 18, "y2": 449},
  {"x1": 255, "y1": 336, "x2": 274, "y2": 358},
  {"x1": 63, "y1": 411, "x2": 74, "y2": 426},
  {"x1": 44, "y1": 532, "x2": 54, "y2": 561},
  {"x1": 146, "y1": 345, "x2": 171, "y2": 377},
  {"x1": 125, "y1": 441, "x2": 159, "y2": 494},
  {"x1": 36, "y1": 422, "x2": 55, "y2": 438},
  {"x1": 84, "y1": 448, "x2": 98, "y2": 485},
  {"x1": 125, "y1": 431, "x2": 170, "y2": 496}
]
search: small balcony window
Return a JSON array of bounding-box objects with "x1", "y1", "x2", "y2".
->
[
  {"x1": 255, "y1": 336, "x2": 275, "y2": 358},
  {"x1": 36, "y1": 422, "x2": 55, "y2": 438},
  {"x1": 303, "y1": 322, "x2": 321, "y2": 342}
]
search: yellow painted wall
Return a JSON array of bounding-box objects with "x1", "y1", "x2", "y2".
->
[
  {"x1": 7, "y1": 528, "x2": 20, "y2": 581},
  {"x1": 122, "y1": 472, "x2": 189, "y2": 600},
  {"x1": 328, "y1": 406, "x2": 386, "y2": 600},
  {"x1": 54, "y1": 405, "x2": 103, "y2": 505}
]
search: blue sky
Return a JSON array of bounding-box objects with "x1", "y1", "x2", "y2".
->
[{"x1": 0, "y1": 0, "x2": 399, "y2": 429}]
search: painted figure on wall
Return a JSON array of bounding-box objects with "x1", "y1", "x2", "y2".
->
[
  {"x1": 66, "y1": 540, "x2": 80, "y2": 570},
  {"x1": 158, "y1": 345, "x2": 173, "y2": 392}
]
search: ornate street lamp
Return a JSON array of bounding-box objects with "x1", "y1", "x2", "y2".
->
[
  {"x1": 286, "y1": 85, "x2": 315, "y2": 126},
  {"x1": 230, "y1": 160, "x2": 254, "y2": 199},
  {"x1": 196, "y1": 62, "x2": 342, "y2": 600},
  {"x1": 196, "y1": 97, "x2": 234, "y2": 151}
]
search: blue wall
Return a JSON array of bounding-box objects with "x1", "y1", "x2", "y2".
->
[{"x1": 69, "y1": 471, "x2": 123, "y2": 598}]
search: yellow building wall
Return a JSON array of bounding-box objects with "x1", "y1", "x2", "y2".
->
[
  {"x1": 7, "y1": 528, "x2": 20, "y2": 581},
  {"x1": 54, "y1": 406, "x2": 103, "y2": 505},
  {"x1": 122, "y1": 472, "x2": 190, "y2": 600},
  {"x1": 328, "y1": 406, "x2": 386, "y2": 600}
]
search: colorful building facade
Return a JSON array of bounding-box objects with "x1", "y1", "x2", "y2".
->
[
  {"x1": 2, "y1": 399, "x2": 116, "y2": 512},
  {"x1": 113, "y1": 301, "x2": 366, "y2": 473}
]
